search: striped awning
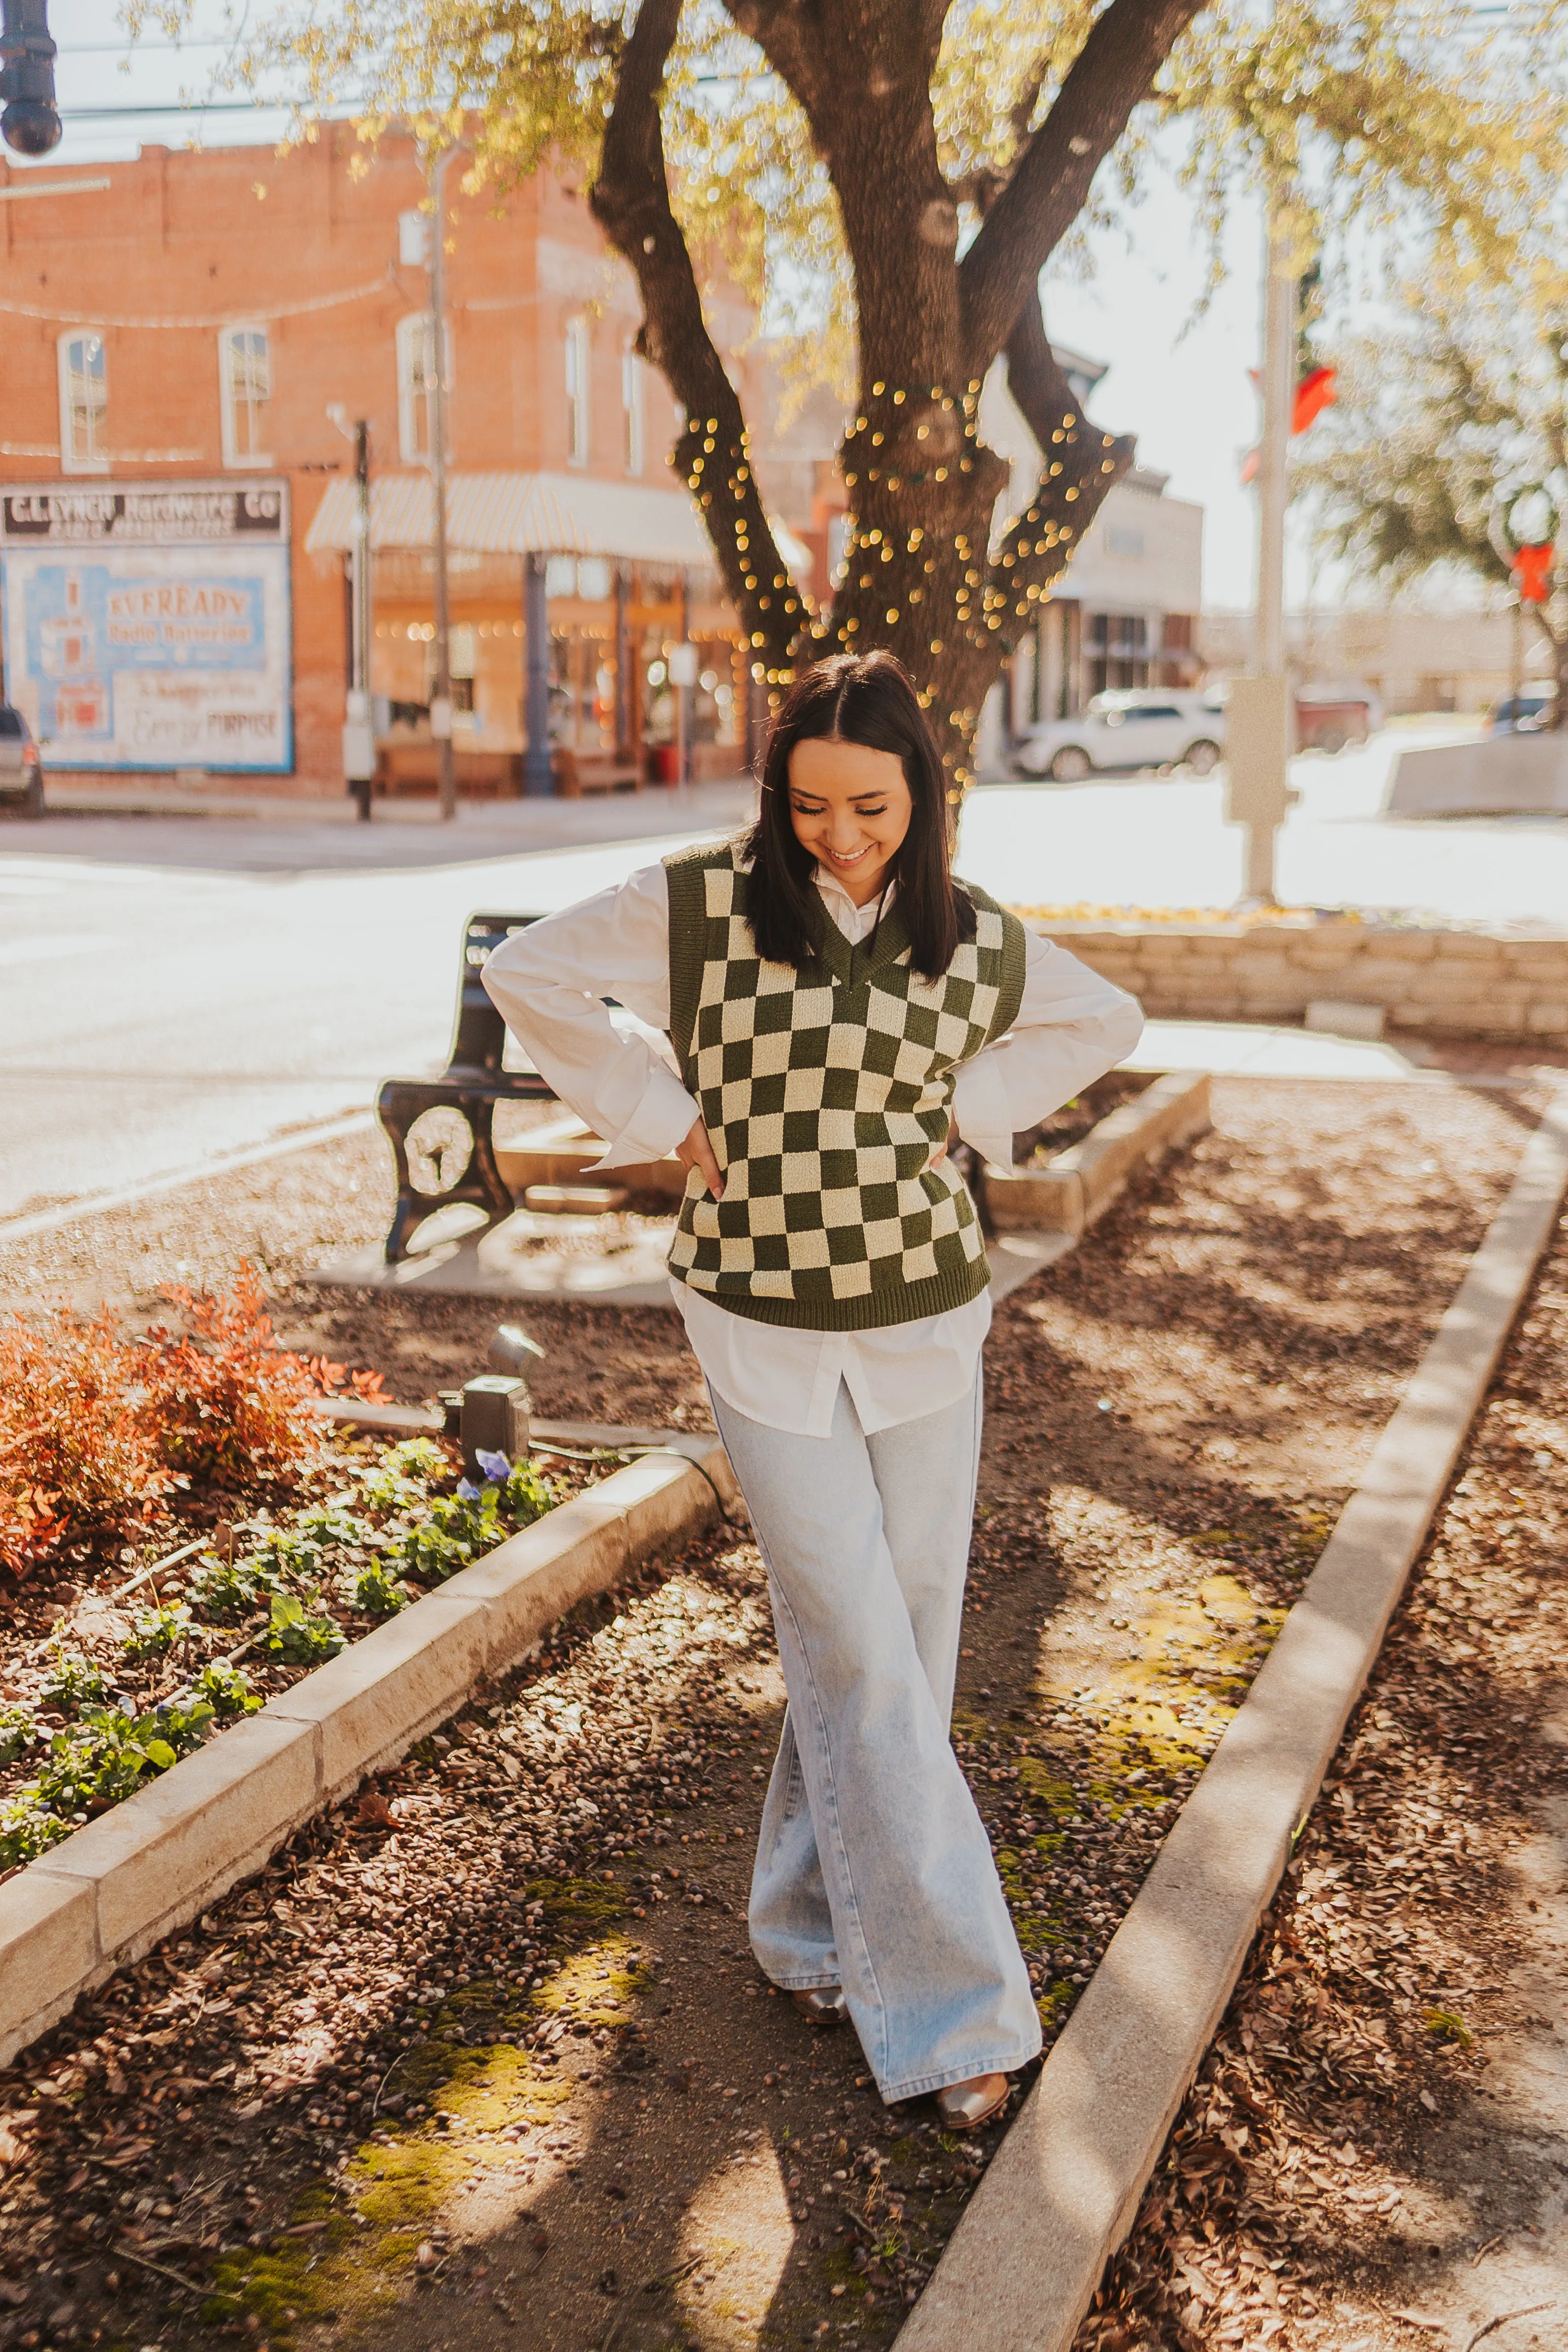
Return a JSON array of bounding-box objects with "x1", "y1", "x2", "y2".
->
[
  {"x1": 304, "y1": 466, "x2": 811, "y2": 577},
  {"x1": 304, "y1": 468, "x2": 710, "y2": 567}
]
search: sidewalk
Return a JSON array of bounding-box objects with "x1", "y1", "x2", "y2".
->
[{"x1": 40, "y1": 773, "x2": 758, "y2": 855}]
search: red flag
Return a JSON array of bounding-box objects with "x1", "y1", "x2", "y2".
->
[
  {"x1": 1291, "y1": 364, "x2": 1337, "y2": 434},
  {"x1": 1241, "y1": 362, "x2": 1338, "y2": 480},
  {"x1": 1514, "y1": 543, "x2": 1555, "y2": 603}
]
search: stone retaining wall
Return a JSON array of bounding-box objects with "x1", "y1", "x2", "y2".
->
[{"x1": 1027, "y1": 920, "x2": 1568, "y2": 1045}]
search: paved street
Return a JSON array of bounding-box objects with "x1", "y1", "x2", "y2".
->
[{"x1": 2, "y1": 729, "x2": 1564, "y2": 1225}]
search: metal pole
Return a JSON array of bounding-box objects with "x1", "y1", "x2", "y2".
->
[
  {"x1": 1226, "y1": 195, "x2": 1298, "y2": 905},
  {"x1": 677, "y1": 574, "x2": 692, "y2": 787},
  {"x1": 522, "y1": 552, "x2": 553, "y2": 796},
  {"x1": 429, "y1": 148, "x2": 457, "y2": 822},
  {"x1": 351, "y1": 421, "x2": 373, "y2": 820},
  {"x1": 1256, "y1": 206, "x2": 1296, "y2": 681}
]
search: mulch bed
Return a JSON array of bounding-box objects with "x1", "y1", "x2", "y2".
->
[
  {"x1": 1071, "y1": 1177, "x2": 1568, "y2": 2352},
  {"x1": 0, "y1": 1076, "x2": 1552, "y2": 2352}
]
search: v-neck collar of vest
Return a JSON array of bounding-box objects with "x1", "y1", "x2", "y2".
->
[{"x1": 808, "y1": 884, "x2": 914, "y2": 992}]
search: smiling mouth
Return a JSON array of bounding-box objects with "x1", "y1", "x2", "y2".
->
[{"x1": 825, "y1": 843, "x2": 874, "y2": 865}]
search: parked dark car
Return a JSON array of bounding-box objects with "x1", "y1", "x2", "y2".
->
[{"x1": 0, "y1": 705, "x2": 44, "y2": 818}]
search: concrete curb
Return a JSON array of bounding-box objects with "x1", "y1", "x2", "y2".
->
[
  {"x1": 985, "y1": 1072, "x2": 1212, "y2": 1237},
  {"x1": 0, "y1": 1431, "x2": 737, "y2": 2069},
  {"x1": 900, "y1": 1084, "x2": 1568, "y2": 2352}
]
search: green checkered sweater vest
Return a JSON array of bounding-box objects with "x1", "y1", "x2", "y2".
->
[{"x1": 663, "y1": 841, "x2": 1026, "y2": 1331}]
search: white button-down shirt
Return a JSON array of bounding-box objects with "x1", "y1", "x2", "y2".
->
[{"x1": 483, "y1": 861, "x2": 1142, "y2": 1438}]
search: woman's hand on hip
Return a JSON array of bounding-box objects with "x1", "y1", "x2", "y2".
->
[{"x1": 677, "y1": 1117, "x2": 725, "y2": 1200}]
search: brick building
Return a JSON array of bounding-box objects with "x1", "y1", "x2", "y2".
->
[{"x1": 0, "y1": 131, "x2": 773, "y2": 795}]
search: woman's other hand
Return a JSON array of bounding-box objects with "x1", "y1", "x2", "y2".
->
[{"x1": 677, "y1": 1118, "x2": 725, "y2": 1200}]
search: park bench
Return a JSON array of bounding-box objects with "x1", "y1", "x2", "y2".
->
[
  {"x1": 553, "y1": 746, "x2": 643, "y2": 797},
  {"x1": 378, "y1": 911, "x2": 557, "y2": 1262}
]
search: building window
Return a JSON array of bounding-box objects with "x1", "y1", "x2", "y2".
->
[
  {"x1": 621, "y1": 346, "x2": 644, "y2": 477},
  {"x1": 397, "y1": 312, "x2": 442, "y2": 465},
  {"x1": 1086, "y1": 611, "x2": 1150, "y2": 697},
  {"x1": 219, "y1": 325, "x2": 272, "y2": 468},
  {"x1": 58, "y1": 332, "x2": 108, "y2": 473},
  {"x1": 565, "y1": 317, "x2": 589, "y2": 466}
]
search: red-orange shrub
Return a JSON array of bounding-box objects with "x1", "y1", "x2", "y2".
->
[
  {"x1": 0, "y1": 1307, "x2": 169, "y2": 1579},
  {"x1": 136, "y1": 1262, "x2": 319, "y2": 1487}
]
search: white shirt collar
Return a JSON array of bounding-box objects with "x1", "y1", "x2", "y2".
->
[{"x1": 813, "y1": 865, "x2": 897, "y2": 944}]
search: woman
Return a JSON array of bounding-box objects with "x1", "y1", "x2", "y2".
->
[{"x1": 484, "y1": 651, "x2": 1142, "y2": 2127}]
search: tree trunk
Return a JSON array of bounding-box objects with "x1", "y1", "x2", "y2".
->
[{"x1": 591, "y1": 0, "x2": 1195, "y2": 791}]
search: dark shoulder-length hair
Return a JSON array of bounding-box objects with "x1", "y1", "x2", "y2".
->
[{"x1": 744, "y1": 650, "x2": 976, "y2": 980}]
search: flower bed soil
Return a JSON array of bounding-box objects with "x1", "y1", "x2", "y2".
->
[
  {"x1": 0, "y1": 1075, "x2": 1553, "y2": 2352},
  {"x1": 0, "y1": 1395, "x2": 611, "y2": 1881}
]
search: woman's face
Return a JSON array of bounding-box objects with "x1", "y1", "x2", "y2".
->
[{"x1": 786, "y1": 737, "x2": 914, "y2": 907}]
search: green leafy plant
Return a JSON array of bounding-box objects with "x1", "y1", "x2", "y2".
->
[
  {"x1": 38, "y1": 1648, "x2": 111, "y2": 1713},
  {"x1": 357, "y1": 1436, "x2": 450, "y2": 1514},
  {"x1": 123, "y1": 1601, "x2": 195, "y2": 1658},
  {"x1": 1423, "y1": 2005, "x2": 1474, "y2": 2048},
  {"x1": 342, "y1": 1558, "x2": 406, "y2": 1620},
  {"x1": 0, "y1": 1704, "x2": 40, "y2": 1766},
  {"x1": 247, "y1": 1523, "x2": 330, "y2": 1581},
  {"x1": 266, "y1": 1593, "x2": 347, "y2": 1666},
  {"x1": 497, "y1": 1459, "x2": 557, "y2": 1528},
  {"x1": 0, "y1": 1794, "x2": 73, "y2": 1871},
  {"x1": 190, "y1": 1662, "x2": 262, "y2": 1717},
  {"x1": 382, "y1": 1520, "x2": 473, "y2": 1584},
  {"x1": 294, "y1": 1501, "x2": 376, "y2": 1551},
  {"x1": 32, "y1": 1698, "x2": 215, "y2": 1819},
  {"x1": 188, "y1": 1550, "x2": 280, "y2": 1622}
]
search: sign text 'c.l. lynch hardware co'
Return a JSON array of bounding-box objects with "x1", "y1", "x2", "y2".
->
[{"x1": 0, "y1": 482, "x2": 288, "y2": 544}]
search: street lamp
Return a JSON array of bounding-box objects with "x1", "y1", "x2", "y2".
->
[{"x1": 1, "y1": 0, "x2": 60, "y2": 155}]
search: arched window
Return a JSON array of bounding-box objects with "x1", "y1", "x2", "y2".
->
[
  {"x1": 621, "y1": 346, "x2": 644, "y2": 478},
  {"x1": 57, "y1": 332, "x2": 108, "y2": 473},
  {"x1": 219, "y1": 325, "x2": 272, "y2": 467},
  {"x1": 565, "y1": 316, "x2": 589, "y2": 466}
]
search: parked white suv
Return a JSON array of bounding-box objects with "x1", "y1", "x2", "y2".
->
[
  {"x1": 0, "y1": 705, "x2": 44, "y2": 819},
  {"x1": 1012, "y1": 688, "x2": 1226, "y2": 781}
]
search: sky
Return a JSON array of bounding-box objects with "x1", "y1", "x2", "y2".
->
[{"x1": 10, "y1": 0, "x2": 1329, "y2": 613}]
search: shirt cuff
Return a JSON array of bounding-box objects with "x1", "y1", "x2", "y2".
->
[
  {"x1": 952, "y1": 1055, "x2": 1016, "y2": 1171},
  {"x1": 588, "y1": 1063, "x2": 700, "y2": 1171}
]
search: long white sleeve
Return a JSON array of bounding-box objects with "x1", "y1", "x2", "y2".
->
[
  {"x1": 480, "y1": 864, "x2": 699, "y2": 1170},
  {"x1": 950, "y1": 925, "x2": 1144, "y2": 1170}
]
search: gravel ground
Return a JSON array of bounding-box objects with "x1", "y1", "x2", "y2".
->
[
  {"x1": 1072, "y1": 1184, "x2": 1568, "y2": 2352},
  {"x1": 0, "y1": 1076, "x2": 1553, "y2": 2352}
]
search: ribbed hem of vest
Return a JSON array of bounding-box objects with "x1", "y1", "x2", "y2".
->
[{"x1": 666, "y1": 1257, "x2": 991, "y2": 1333}]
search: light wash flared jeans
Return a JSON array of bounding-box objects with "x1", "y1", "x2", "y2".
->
[{"x1": 708, "y1": 1374, "x2": 1042, "y2": 2104}]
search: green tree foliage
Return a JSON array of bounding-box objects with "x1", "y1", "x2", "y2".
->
[
  {"x1": 1300, "y1": 288, "x2": 1568, "y2": 725},
  {"x1": 132, "y1": 0, "x2": 1567, "y2": 783}
]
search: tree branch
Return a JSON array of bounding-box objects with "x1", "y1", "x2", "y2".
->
[
  {"x1": 984, "y1": 287, "x2": 1134, "y2": 654},
  {"x1": 590, "y1": 0, "x2": 802, "y2": 677},
  {"x1": 958, "y1": 0, "x2": 1204, "y2": 377}
]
